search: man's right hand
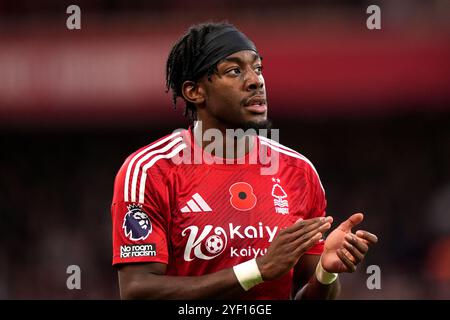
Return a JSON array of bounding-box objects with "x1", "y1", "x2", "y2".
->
[
  {"x1": 256, "y1": 216, "x2": 333, "y2": 281},
  {"x1": 118, "y1": 216, "x2": 333, "y2": 299}
]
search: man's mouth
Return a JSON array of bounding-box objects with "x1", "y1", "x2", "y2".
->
[{"x1": 243, "y1": 96, "x2": 267, "y2": 114}]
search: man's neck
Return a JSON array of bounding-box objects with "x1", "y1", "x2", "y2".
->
[{"x1": 193, "y1": 120, "x2": 255, "y2": 159}]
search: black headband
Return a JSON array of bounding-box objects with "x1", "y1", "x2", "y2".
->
[{"x1": 188, "y1": 26, "x2": 258, "y2": 80}]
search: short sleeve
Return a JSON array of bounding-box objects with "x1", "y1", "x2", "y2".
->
[
  {"x1": 303, "y1": 163, "x2": 327, "y2": 255},
  {"x1": 111, "y1": 156, "x2": 170, "y2": 266}
]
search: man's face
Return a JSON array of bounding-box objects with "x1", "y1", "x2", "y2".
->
[{"x1": 199, "y1": 50, "x2": 269, "y2": 130}]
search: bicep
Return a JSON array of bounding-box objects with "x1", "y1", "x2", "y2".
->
[{"x1": 291, "y1": 254, "x2": 320, "y2": 297}]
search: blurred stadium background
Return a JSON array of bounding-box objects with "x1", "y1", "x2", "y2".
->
[{"x1": 0, "y1": 0, "x2": 449, "y2": 299}]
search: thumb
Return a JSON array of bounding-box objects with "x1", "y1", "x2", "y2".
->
[{"x1": 338, "y1": 213, "x2": 364, "y2": 232}]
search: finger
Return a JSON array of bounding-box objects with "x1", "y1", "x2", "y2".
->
[
  {"x1": 292, "y1": 220, "x2": 331, "y2": 243},
  {"x1": 343, "y1": 242, "x2": 364, "y2": 265},
  {"x1": 286, "y1": 216, "x2": 332, "y2": 234},
  {"x1": 293, "y1": 232, "x2": 322, "y2": 255},
  {"x1": 297, "y1": 216, "x2": 333, "y2": 229},
  {"x1": 345, "y1": 233, "x2": 369, "y2": 253},
  {"x1": 355, "y1": 230, "x2": 378, "y2": 245},
  {"x1": 338, "y1": 213, "x2": 364, "y2": 233},
  {"x1": 337, "y1": 249, "x2": 356, "y2": 272},
  {"x1": 284, "y1": 217, "x2": 322, "y2": 233},
  {"x1": 295, "y1": 216, "x2": 333, "y2": 228},
  {"x1": 292, "y1": 219, "x2": 330, "y2": 250},
  {"x1": 342, "y1": 247, "x2": 356, "y2": 263},
  {"x1": 293, "y1": 226, "x2": 324, "y2": 248},
  {"x1": 279, "y1": 218, "x2": 314, "y2": 235}
]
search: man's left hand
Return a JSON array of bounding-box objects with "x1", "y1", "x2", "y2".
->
[{"x1": 321, "y1": 213, "x2": 378, "y2": 273}]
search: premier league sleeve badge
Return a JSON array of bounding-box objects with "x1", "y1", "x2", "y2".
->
[{"x1": 122, "y1": 204, "x2": 152, "y2": 241}]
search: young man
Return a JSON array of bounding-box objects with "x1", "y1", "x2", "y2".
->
[{"x1": 111, "y1": 22, "x2": 378, "y2": 299}]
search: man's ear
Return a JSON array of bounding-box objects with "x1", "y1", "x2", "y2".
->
[{"x1": 182, "y1": 81, "x2": 205, "y2": 105}]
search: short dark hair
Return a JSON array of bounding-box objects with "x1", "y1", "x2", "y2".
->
[{"x1": 165, "y1": 22, "x2": 234, "y2": 121}]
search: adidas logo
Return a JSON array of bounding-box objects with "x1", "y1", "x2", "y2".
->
[{"x1": 180, "y1": 193, "x2": 212, "y2": 213}]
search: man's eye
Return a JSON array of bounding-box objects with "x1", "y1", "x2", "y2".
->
[
  {"x1": 255, "y1": 66, "x2": 263, "y2": 74},
  {"x1": 227, "y1": 68, "x2": 241, "y2": 75}
]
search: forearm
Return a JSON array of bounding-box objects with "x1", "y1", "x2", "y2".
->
[
  {"x1": 120, "y1": 267, "x2": 246, "y2": 299},
  {"x1": 294, "y1": 276, "x2": 341, "y2": 300},
  {"x1": 119, "y1": 216, "x2": 332, "y2": 300}
]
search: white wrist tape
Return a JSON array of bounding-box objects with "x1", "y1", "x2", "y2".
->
[
  {"x1": 315, "y1": 257, "x2": 338, "y2": 285},
  {"x1": 233, "y1": 258, "x2": 264, "y2": 291}
]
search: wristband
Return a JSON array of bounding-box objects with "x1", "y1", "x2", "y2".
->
[
  {"x1": 315, "y1": 257, "x2": 338, "y2": 285},
  {"x1": 233, "y1": 258, "x2": 264, "y2": 291}
]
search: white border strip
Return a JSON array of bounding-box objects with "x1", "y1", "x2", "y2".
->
[
  {"x1": 131, "y1": 137, "x2": 183, "y2": 202},
  {"x1": 124, "y1": 131, "x2": 180, "y2": 202},
  {"x1": 260, "y1": 139, "x2": 325, "y2": 194},
  {"x1": 138, "y1": 143, "x2": 187, "y2": 204}
]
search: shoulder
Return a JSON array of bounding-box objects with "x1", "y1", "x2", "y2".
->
[
  {"x1": 114, "y1": 130, "x2": 188, "y2": 202},
  {"x1": 258, "y1": 136, "x2": 318, "y2": 172},
  {"x1": 258, "y1": 136, "x2": 324, "y2": 191},
  {"x1": 121, "y1": 130, "x2": 187, "y2": 174}
]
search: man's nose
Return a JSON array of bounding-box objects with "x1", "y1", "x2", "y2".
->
[{"x1": 245, "y1": 70, "x2": 264, "y2": 92}]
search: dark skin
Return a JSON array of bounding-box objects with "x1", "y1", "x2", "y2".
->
[
  {"x1": 187, "y1": 50, "x2": 268, "y2": 157},
  {"x1": 185, "y1": 50, "x2": 268, "y2": 134},
  {"x1": 118, "y1": 50, "x2": 378, "y2": 299}
]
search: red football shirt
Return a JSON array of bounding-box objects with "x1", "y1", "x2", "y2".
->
[{"x1": 111, "y1": 128, "x2": 327, "y2": 299}]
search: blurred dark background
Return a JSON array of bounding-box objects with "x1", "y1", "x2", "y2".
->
[{"x1": 0, "y1": 0, "x2": 449, "y2": 299}]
